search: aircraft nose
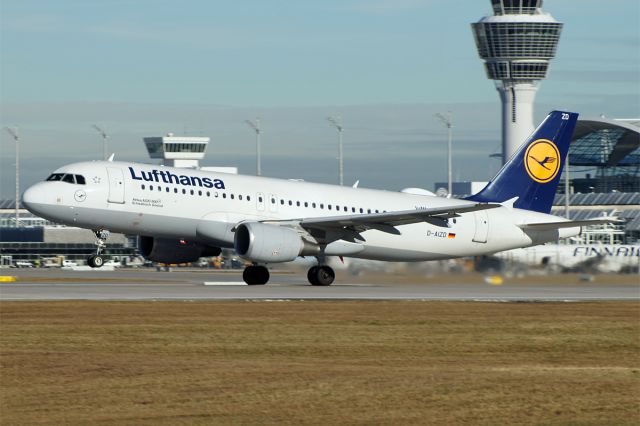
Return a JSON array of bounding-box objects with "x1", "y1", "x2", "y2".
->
[{"x1": 22, "y1": 183, "x2": 47, "y2": 214}]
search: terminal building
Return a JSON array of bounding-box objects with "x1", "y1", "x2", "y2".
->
[
  {"x1": 552, "y1": 117, "x2": 640, "y2": 244},
  {"x1": 0, "y1": 199, "x2": 135, "y2": 267}
]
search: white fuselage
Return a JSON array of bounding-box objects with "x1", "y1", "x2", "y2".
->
[{"x1": 23, "y1": 161, "x2": 580, "y2": 262}]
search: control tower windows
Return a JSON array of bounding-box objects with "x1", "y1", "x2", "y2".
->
[
  {"x1": 164, "y1": 143, "x2": 207, "y2": 153},
  {"x1": 492, "y1": 0, "x2": 542, "y2": 15}
]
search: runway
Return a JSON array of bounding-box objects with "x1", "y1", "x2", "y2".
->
[{"x1": 1, "y1": 268, "x2": 638, "y2": 301}]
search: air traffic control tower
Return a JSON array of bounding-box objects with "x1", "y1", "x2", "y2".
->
[
  {"x1": 472, "y1": 0, "x2": 563, "y2": 164},
  {"x1": 143, "y1": 134, "x2": 238, "y2": 174},
  {"x1": 143, "y1": 134, "x2": 209, "y2": 169}
]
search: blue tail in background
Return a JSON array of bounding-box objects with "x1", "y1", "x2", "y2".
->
[{"x1": 466, "y1": 110, "x2": 578, "y2": 214}]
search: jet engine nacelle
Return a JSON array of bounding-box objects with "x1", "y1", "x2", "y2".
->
[
  {"x1": 138, "y1": 236, "x2": 221, "y2": 264},
  {"x1": 234, "y1": 222, "x2": 318, "y2": 263}
]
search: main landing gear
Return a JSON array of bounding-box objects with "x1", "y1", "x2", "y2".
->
[
  {"x1": 241, "y1": 264, "x2": 335, "y2": 286},
  {"x1": 307, "y1": 265, "x2": 335, "y2": 286},
  {"x1": 243, "y1": 265, "x2": 270, "y2": 285},
  {"x1": 87, "y1": 229, "x2": 110, "y2": 268}
]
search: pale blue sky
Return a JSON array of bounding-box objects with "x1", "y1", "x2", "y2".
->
[{"x1": 1, "y1": 0, "x2": 639, "y2": 198}]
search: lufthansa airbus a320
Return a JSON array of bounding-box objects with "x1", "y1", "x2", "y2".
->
[{"x1": 23, "y1": 111, "x2": 614, "y2": 285}]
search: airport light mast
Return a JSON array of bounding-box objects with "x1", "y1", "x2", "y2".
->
[
  {"x1": 91, "y1": 124, "x2": 109, "y2": 160},
  {"x1": 435, "y1": 112, "x2": 453, "y2": 196},
  {"x1": 4, "y1": 127, "x2": 20, "y2": 227},
  {"x1": 92, "y1": 125, "x2": 109, "y2": 160},
  {"x1": 327, "y1": 116, "x2": 344, "y2": 186},
  {"x1": 245, "y1": 118, "x2": 262, "y2": 176},
  {"x1": 472, "y1": 0, "x2": 563, "y2": 164}
]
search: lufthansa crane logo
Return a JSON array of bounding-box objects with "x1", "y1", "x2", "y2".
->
[{"x1": 525, "y1": 139, "x2": 561, "y2": 183}]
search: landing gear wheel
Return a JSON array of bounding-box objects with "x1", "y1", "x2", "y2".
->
[
  {"x1": 87, "y1": 255, "x2": 104, "y2": 268},
  {"x1": 308, "y1": 265, "x2": 335, "y2": 286},
  {"x1": 243, "y1": 265, "x2": 270, "y2": 285},
  {"x1": 307, "y1": 266, "x2": 319, "y2": 285}
]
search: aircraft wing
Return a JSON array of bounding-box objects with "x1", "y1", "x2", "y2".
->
[
  {"x1": 288, "y1": 202, "x2": 500, "y2": 236},
  {"x1": 517, "y1": 217, "x2": 622, "y2": 231}
]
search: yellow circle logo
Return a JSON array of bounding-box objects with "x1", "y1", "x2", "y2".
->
[{"x1": 524, "y1": 139, "x2": 561, "y2": 183}]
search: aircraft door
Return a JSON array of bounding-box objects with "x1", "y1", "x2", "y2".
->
[
  {"x1": 257, "y1": 192, "x2": 265, "y2": 211},
  {"x1": 472, "y1": 210, "x2": 489, "y2": 243},
  {"x1": 106, "y1": 167, "x2": 125, "y2": 204}
]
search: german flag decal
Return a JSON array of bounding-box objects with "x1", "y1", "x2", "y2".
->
[{"x1": 447, "y1": 233, "x2": 456, "y2": 239}]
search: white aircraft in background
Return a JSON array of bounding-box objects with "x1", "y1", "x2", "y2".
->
[
  {"x1": 495, "y1": 243, "x2": 639, "y2": 273},
  {"x1": 23, "y1": 111, "x2": 615, "y2": 285}
]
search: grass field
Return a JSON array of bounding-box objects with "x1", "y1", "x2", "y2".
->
[{"x1": 1, "y1": 301, "x2": 639, "y2": 425}]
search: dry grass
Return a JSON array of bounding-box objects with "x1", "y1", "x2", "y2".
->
[{"x1": 1, "y1": 301, "x2": 639, "y2": 425}]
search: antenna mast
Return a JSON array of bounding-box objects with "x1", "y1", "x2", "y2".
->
[
  {"x1": 245, "y1": 118, "x2": 262, "y2": 176},
  {"x1": 327, "y1": 116, "x2": 344, "y2": 186},
  {"x1": 92, "y1": 125, "x2": 109, "y2": 160},
  {"x1": 435, "y1": 112, "x2": 453, "y2": 196},
  {"x1": 4, "y1": 127, "x2": 20, "y2": 227}
]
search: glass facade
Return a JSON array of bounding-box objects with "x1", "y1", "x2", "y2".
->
[
  {"x1": 473, "y1": 22, "x2": 562, "y2": 60},
  {"x1": 145, "y1": 141, "x2": 164, "y2": 155},
  {"x1": 485, "y1": 61, "x2": 549, "y2": 79},
  {"x1": 492, "y1": 0, "x2": 543, "y2": 15}
]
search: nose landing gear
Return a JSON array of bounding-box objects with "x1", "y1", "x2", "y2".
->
[{"x1": 87, "y1": 229, "x2": 110, "y2": 268}]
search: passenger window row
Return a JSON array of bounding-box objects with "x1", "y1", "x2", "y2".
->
[
  {"x1": 269, "y1": 196, "x2": 384, "y2": 214},
  {"x1": 140, "y1": 184, "x2": 251, "y2": 202},
  {"x1": 140, "y1": 184, "x2": 386, "y2": 214}
]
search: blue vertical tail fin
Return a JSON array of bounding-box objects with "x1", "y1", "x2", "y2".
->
[{"x1": 466, "y1": 110, "x2": 578, "y2": 213}]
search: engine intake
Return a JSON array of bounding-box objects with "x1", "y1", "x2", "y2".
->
[
  {"x1": 234, "y1": 222, "x2": 318, "y2": 263},
  {"x1": 139, "y1": 236, "x2": 221, "y2": 264}
]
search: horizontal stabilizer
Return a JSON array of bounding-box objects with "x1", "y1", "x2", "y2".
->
[{"x1": 518, "y1": 217, "x2": 621, "y2": 231}]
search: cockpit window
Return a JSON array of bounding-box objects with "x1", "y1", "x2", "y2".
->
[
  {"x1": 45, "y1": 173, "x2": 86, "y2": 185},
  {"x1": 46, "y1": 173, "x2": 64, "y2": 181}
]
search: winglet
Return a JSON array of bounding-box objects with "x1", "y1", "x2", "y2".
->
[
  {"x1": 352, "y1": 180, "x2": 360, "y2": 188},
  {"x1": 107, "y1": 153, "x2": 115, "y2": 162}
]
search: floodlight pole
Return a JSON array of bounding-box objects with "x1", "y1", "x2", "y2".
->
[
  {"x1": 435, "y1": 112, "x2": 453, "y2": 196},
  {"x1": 92, "y1": 125, "x2": 109, "y2": 160},
  {"x1": 564, "y1": 154, "x2": 570, "y2": 219},
  {"x1": 245, "y1": 118, "x2": 262, "y2": 176},
  {"x1": 327, "y1": 116, "x2": 344, "y2": 186},
  {"x1": 4, "y1": 127, "x2": 20, "y2": 227}
]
